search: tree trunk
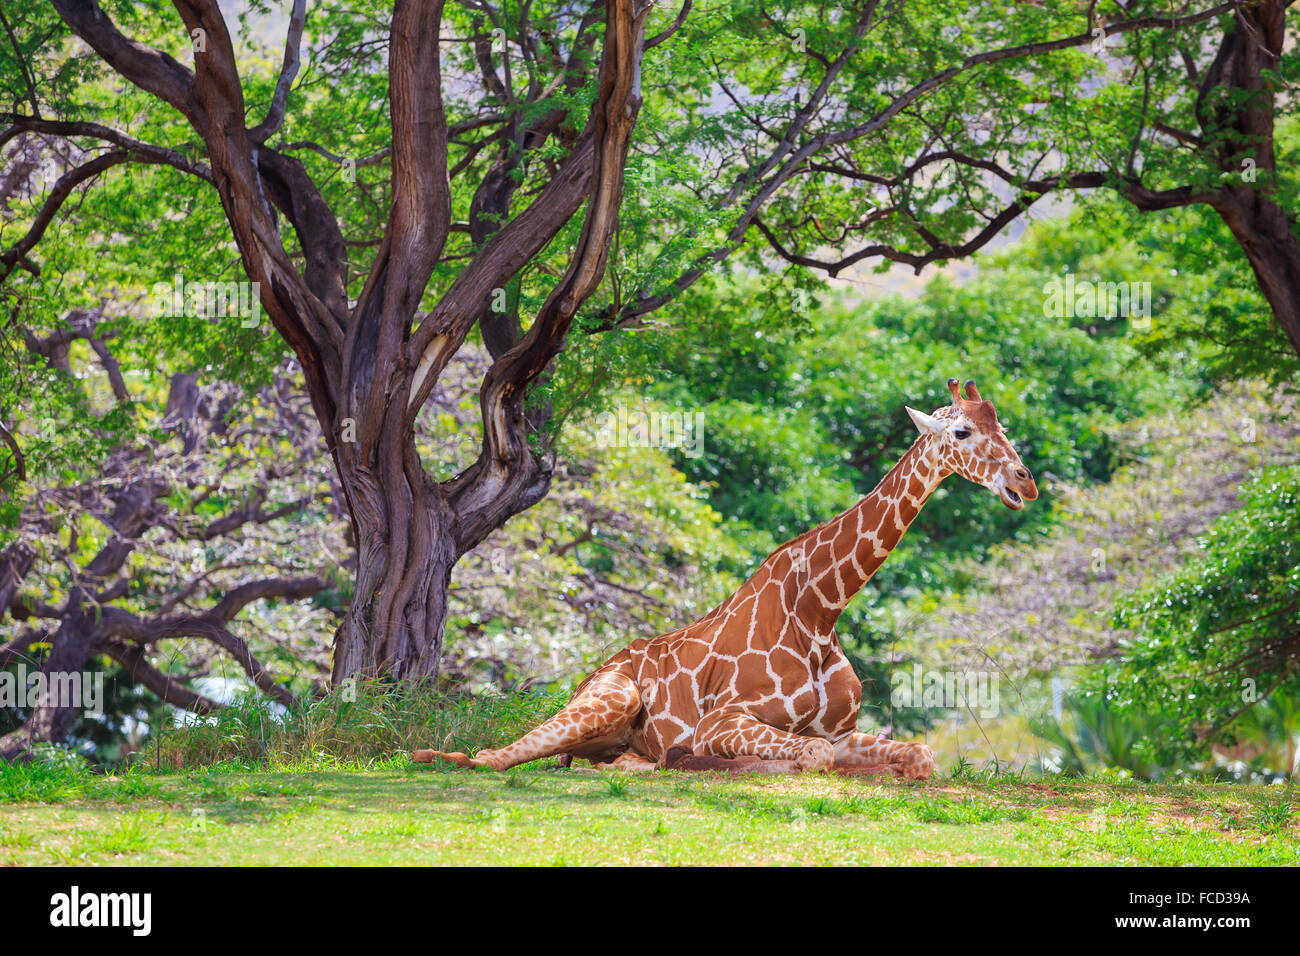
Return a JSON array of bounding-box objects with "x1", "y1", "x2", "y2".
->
[
  {"x1": 330, "y1": 424, "x2": 460, "y2": 683},
  {"x1": 1198, "y1": 0, "x2": 1300, "y2": 358},
  {"x1": 1212, "y1": 193, "x2": 1300, "y2": 358},
  {"x1": 328, "y1": 0, "x2": 647, "y2": 684},
  {"x1": 0, "y1": 597, "x2": 97, "y2": 761}
]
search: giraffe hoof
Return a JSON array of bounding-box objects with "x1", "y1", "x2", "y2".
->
[
  {"x1": 891, "y1": 743, "x2": 936, "y2": 781},
  {"x1": 662, "y1": 747, "x2": 735, "y2": 772},
  {"x1": 410, "y1": 749, "x2": 475, "y2": 769},
  {"x1": 663, "y1": 746, "x2": 694, "y2": 770},
  {"x1": 795, "y1": 738, "x2": 835, "y2": 772}
]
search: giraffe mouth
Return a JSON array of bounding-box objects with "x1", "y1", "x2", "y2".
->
[{"x1": 998, "y1": 487, "x2": 1024, "y2": 510}]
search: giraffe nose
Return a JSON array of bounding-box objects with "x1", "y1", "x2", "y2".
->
[{"x1": 1015, "y1": 467, "x2": 1032, "y2": 482}]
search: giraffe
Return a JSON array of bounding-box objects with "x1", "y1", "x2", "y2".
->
[{"x1": 414, "y1": 378, "x2": 1038, "y2": 780}]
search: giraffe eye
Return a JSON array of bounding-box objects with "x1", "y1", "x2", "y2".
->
[{"x1": 953, "y1": 429, "x2": 971, "y2": 440}]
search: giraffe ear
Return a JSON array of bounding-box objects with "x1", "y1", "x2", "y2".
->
[{"x1": 905, "y1": 406, "x2": 945, "y2": 437}]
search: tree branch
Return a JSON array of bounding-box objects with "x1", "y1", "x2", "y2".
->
[
  {"x1": 0, "y1": 115, "x2": 214, "y2": 181},
  {"x1": 0, "y1": 150, "x2": 129, "y2": 281},
  {"x1": 99, "y1": 605, "x2": 302, "y2": 708},
  {"x1": 248, "y1": 0, "x2": 307, "y2": 144},
  {"x1": 101, "y1": 638, "x2": 226, "y2": 715},
  {"x1": 446, "y1": 0, "x2": 651, "y2": 553},
  {"x1": 346, "y1": 0, "x2": 452, "y2": 449},
  {"x1": 589, "y1": 0, "x2": 1240, "y2": 325},
  {"x1": 49, "y1": 0, "x2": 199, "y2": 118}
]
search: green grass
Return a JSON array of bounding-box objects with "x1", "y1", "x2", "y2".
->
[{"x1": 1, "y1": 758, "x2": 1296, "y2": 866}]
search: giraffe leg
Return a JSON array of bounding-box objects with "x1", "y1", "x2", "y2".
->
[
  {"x1": 691, "y1": 707, "x2": 835, "y2": 772},
  {"x1": 833, "y1": 732, "x2": 936, "y2": 781},
  {"x1": 412, "y1": 669, "x2": 641, "y2": 771},
  {"x1": 594, "y1": 752, "x2": 658, "y2": 772}
]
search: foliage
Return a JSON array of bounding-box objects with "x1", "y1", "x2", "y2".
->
[
  {"x1": 0, "y1": 357, "x2": 344, "y2": 682},
  {"x1": 0, "y1": 287, "x2": 141, "y2": 506},
  {"x1": 1031, "y1": 692, "x2": 1171, "y2": 781},
  {"x1": 1096, "y1": 464, "x2": 1300, "y2": 769},
  {"x1": 1080, "y1": 166, "x2": 1300, "y2": 388},
  {"x1": 149, "y1": 679, "x2": 567, "y2": 770}
]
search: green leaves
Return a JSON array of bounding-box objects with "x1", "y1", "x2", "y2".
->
[
  {"x1": 1101, "y1": 464, "x2": 1300, "y2": 768},
  {"x1": 595, "y1": 209, "x2": 1193, "y2": 596}
]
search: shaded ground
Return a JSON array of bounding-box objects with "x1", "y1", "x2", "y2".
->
[{"x1": 1, "y1": 761, "x2": 1296, "y2": 866}]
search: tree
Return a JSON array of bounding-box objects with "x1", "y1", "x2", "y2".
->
[
  {"x1": 914, "y1": 1, "x2": 1300, "y2": 359},
  {"x1": 1096, "y1": 0, "x2": 1300, "y2": 358},
  {"x1": 1102, "y1": 463, "x2": 1300, "y2": 772},
  {"x1": 0, "y1": 306, "x2": 343, "y2": 760},
  {"x1": 1059, "y1": 194, "x2": 1300, "y2": 387},
  {"x1": 0, "y1": 0, "x2": 1238, "y2": 683},
  {"x1": 4, "y1": 0, "x2": 654, "y2": 681}
]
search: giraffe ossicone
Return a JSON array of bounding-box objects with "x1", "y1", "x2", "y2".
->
[{"x1": 413, "y1": 377, "x2": 1038, "y2": 780}]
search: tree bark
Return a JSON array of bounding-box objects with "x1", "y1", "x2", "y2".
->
[
  {"x1": 330, "y1": 426, "x2": 458, "y2": 681},
  {"x1": 0, "y1": 595, "x2": 97, "y2": 761},
  {"x1": 1211, "y1": 193, "x2": 1300, "y2": 357},
  {"x1": 333, "y1": 0, "x2": 647, "y2": 681},
  {"x1": 1198, "y1": 0, "x2": 1300, "y2": 356}
]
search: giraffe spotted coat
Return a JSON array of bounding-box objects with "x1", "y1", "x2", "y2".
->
[{"x1": 414, "y1": 379, "x2": 1038, "y2": 779}]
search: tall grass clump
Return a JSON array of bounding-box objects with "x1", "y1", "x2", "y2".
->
[
  {"x1": 151, "y1": 680, "x2": 567, "y2": 770},
  {"x1": 0, "y1": 757, "x2": 86, "y2": 803}
]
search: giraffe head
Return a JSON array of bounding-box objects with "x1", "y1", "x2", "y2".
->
[{"x1": 904, "y1": 378, "x2": 1038, "y2": 510}]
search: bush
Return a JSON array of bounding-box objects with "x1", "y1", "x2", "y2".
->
[
  {"x1": 1094, "y1": 464, "x2": 1300, "y2": 770},
  {"x1": 149, "y1": 681, "x2": 566, "y2": 769}
]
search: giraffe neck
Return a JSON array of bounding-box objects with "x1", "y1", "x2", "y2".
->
[{"x1": 796, "y1": 435, "x2": 949, "y2": 630}]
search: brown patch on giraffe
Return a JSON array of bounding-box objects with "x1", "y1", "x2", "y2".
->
[
  {"x1": 788, "y1": 688, "x2": 818, "y2": 718},
  {"x1": 736, "y1": 653, "x2": 779, "y2": 697},
  {"x1": 831, "y1": 520, "x2": 857, "y2": 560},
  {"x1": 769, "y1": 647, "x2": 807, "y2": 693},
  {"x1": 896, "y1": 489, "x2": 921, "y2": 524}
]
